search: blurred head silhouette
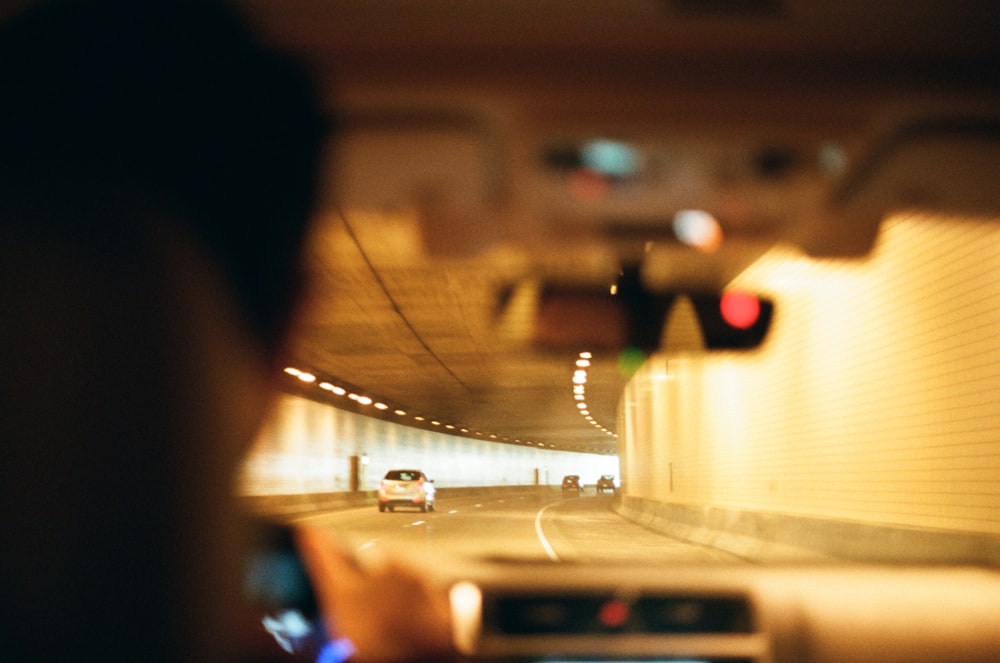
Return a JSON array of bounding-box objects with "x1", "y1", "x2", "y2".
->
[{"x1": 0, "y1": 1, "x2": 327, "y2": 661}]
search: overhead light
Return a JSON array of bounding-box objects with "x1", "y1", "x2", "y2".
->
[
  {"x1": 672, "y1": 209, "x2": 722, "y2": 252},
  {"x1": 277, "y1": 367, "x2": 556, "y2": 452},
  {"x1": 568, "y1": 352, "x2": 616, "y2": 439}
]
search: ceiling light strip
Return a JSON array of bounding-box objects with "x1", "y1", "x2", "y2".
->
[
  {"x1": 282, "y1": 364, "x2": 556, "y2": 450},
  {"x1": 571, "y1": 351, "x2": 618, "y2": 441}
]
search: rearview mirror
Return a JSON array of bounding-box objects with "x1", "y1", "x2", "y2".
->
[{"x1": 501, "y1": 268, "x2": 773, "y2": 354}]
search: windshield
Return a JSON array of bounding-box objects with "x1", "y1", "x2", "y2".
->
[
  {"x1": 384, "y1": 471, "x2": 424, "y2": 482},
  {"x1": 233, "y1": 1, "x2": 1000, "y2": 571},
  {"x1": 239, "y1": 210, "x2": 1000, "y2": 568}
]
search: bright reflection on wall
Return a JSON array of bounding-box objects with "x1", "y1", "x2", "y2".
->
[
  {"x1": 240, "y1": 395, "x2": 619, "y2": 494},
  {"x1": 618, "y1": 213, "x2": 1000, "y2": 535}
]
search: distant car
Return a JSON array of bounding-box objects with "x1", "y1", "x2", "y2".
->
[
  {"x1": 561, "y1": 474, "x2": 582, "y2": 493},
  {"x1": 596, "y1": 474, "x2": 616, "y2": 494},
  {"x1": 377, "y1": 469, "x2": 435, "y2": 512}
]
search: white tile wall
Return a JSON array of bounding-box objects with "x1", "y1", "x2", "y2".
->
[
  {"x1": 240, "y1": 395, "x2": 619, "y2": 494},
  {"x1": 619, "y1": 213, "x2": 1000, "y2": 534}
]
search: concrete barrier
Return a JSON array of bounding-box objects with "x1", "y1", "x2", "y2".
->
[{"x1": 613, "y1": 494, "x2": 1000, "y2": 565}]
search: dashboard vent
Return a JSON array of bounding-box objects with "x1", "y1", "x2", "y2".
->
[{"x1": 485, "y1": 592, "x2": 754, "y2": 636}]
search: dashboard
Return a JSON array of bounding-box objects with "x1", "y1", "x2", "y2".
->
[{"x1": 449, "y1": 563, "x2": 1000, "y2": 663}]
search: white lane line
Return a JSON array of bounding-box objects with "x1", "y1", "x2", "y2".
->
[{"x1": 534, "y1": 503, "x2": 561, "y2": 562}]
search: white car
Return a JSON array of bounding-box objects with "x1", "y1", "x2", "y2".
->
[{"x1": 377, "y1": 469, "x2": 436, "y2": 512}]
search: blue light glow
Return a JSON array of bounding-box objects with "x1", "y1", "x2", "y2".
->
[
  {"x1": 580, "y1": 140, "x2": 640, "y2": 179},
  {"x1": 315, "y1": 637, "x2": 357, "y2": 663}
]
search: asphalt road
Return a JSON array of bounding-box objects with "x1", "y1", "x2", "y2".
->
[{"x1": 292, "y1": 490, "x2": 740, "y2": 566}]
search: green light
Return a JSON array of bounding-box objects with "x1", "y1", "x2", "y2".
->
[{"x1": 617, "y1": 347, "x2": 646, "y2": 376}]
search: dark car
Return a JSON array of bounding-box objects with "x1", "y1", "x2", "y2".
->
[
  {"x1": 561, "y1": 474, "x2": 582, "y2": 493},
  {"x1": 596, "y1": 474, "x2": 616, "y2": 493}
]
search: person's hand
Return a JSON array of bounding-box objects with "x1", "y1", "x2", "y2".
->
[{"x1": 295, "y1": 527, "x2": 458, "y2": 663}]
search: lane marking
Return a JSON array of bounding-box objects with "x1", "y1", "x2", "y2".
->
[{"x1": 534, "y1": 503, "x2": 561, "y2": 562}]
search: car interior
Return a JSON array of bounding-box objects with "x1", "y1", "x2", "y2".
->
[
  {"x1": 232, "y1": 1, "x2": 1000, "y2": 662},
  {"x1": 3, "y1": 1, "x2": 998, "y2": 662}
]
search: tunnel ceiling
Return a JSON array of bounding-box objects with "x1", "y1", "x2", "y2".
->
[
  {"x1": 284, "y1": 211, "x2": 628, "y2": 455},
  {"x1": 237, "y1": 0, "x2": 1000, "y2": 455}
]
